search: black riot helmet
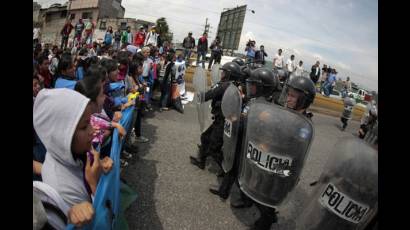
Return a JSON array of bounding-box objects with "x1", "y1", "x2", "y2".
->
[
  {"x1": 285, "y1": 76, "x2": 316, "y2": 110},
  {"x1": 232, "y1": 57, "x2": 245, "y2": 66},
  {"x1": 246, "y1": 67, "x2": 278, "y2": 101},
  {"x1": 220, "y1": 62, "x2": 242, "y2": 82}
]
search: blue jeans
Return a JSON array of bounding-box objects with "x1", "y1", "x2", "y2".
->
[
  {"x1": 197, "y1": 51, "x2": 207, "y2": 68},
  {"x1": 113, "y1": 41, "x2": 120, "y2": 50},
  {"x1": 184, "y1": 49, "x2": 192, "y2": 63},
  {"x1": 322, "y1": 82, "x2": 333, "y2": 96}
]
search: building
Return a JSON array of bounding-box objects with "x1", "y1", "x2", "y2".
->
[
  {"x1": 33, "y1": 2, "x2": 42, "y2": 25},
  {"x1": 38, "y1": 3, "x2": 69, "y2": 45},
  {"x1": 35, "y1": 0, "x2": 130, "y2": 46},
  {"x1": 68, "y1": 0, "x2": 125, "y2": 22}
]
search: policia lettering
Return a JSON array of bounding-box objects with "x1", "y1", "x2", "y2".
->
[
  {"x1": 319, "y1": 183, "x2": 370, "y2": 224},
  {"x1": 246, "y1": 141, "x2": 292, "y2": 176}
]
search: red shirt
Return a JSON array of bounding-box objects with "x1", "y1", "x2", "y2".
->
[
  {"x1": 134, "y1": 31, "x2": 146, "y2": 46},
  {"x1": 38, "y1": 69, "x2": 52, "y2": 88}
]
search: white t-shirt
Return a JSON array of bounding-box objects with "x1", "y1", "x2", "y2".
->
[
  {"x1": 142, "y1": 58, "x2": 153, "y2": 77},
  {"x1": 274, "y1": 54, "x2": 284, "y2": 68},
  {"x1": 286, "y1": 58, "x2": 295, "y2": 72},
  {"x1": 33, "y1": 28, "x2": 40, "y2": 40},
  {"x1": 295, "y1": 65, "x2": 304, "y2": 76}
]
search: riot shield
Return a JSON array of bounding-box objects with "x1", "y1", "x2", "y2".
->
[
  {"x1": 193, "y1": 66, "x2": 208, "y2": 133},
  {"x1": 211, "y1": 63, "x2": 221, "y2": 85},
  {"x1": 221, "y1": 83, "x2": 243, "y2": 173},
  {"x1": 295, "y1": 138, "x2": 378, "y2": 230},
  {"x1": 238, "y1": 101, "x2": 314, "y2": 207},
  {"x1": 364, "y1": 121, "x2": 378, "y2": 145}
]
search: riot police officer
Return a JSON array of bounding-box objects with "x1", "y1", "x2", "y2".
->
[
  {"x1": 209, "y1": 68, "x2": 278, "y2": 205},
  {"x1": 232, "y1": 57, "x2": 245, "y2": 67},
  {"x1": 190, "y1": 62, "x2": 242, "y2": 169},
  {"x1": 245, "y1": 76, "x2": 316, "y2": 230},
  {"x1": 295, "y1": 137, "x2": 378, "y2": 230}
]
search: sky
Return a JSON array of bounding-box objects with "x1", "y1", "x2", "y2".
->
[{"x1": 35, "y1": 0, "x2": 378, "y2": 91}]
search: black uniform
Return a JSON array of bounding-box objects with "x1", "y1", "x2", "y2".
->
[
  {"x1": 214, "y1": 97, "x2": 252, "y2": 202},
  {"x1": 194, "y1": 81, "x2": 231, "y2": 167}
]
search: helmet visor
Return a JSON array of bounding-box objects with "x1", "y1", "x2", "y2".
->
[{"x1": 246, "y1": 79, "x2": 262, "y2": 99}]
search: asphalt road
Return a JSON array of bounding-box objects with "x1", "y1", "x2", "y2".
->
[{"x1": 122, "y1": 99, "x2": 361, "y2": 230}]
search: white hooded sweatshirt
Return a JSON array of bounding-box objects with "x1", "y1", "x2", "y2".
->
[{"x1": 33, "y1": 88, "x2": 91, "y2": 208}]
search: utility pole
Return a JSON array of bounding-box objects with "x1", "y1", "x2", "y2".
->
[{"x1": 204, "y1": 17, "x2": 210, "y2": 34}]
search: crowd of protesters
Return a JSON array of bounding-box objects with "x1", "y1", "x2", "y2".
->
[{"x1": 33, "y1": 20, "x2": 184, "y2": 228}]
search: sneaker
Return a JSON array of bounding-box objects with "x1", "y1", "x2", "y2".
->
[
  {"x1": 122, "y1": 151, "x2": 133, "y2": 159},
  {"x1": 120, "y1": 159, "x2": 129, "y2": 168},
  {"x1": 136, "y1": 136, "x2": 149, "y2": 143},
  {"x1": 159, "y1": 107, "x2": 169, "y2": 112}
]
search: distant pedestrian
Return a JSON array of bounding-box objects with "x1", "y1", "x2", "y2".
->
[
  {"x1": 273, "y1": 48, "x2": 284, "y2": 69},
  {"x1": 245, "y1": 40, "x2": 256, "y2": 64},
  {"x1": 104, "y1": 26, "x2": 113, "y2": 47},
  {"x1": 255, "y1": 45, "x2": 268, "y2": 65},
  {"x1": 113, "y1": 28, "x2": 121, "y2": 50},
  {"x1": 60, "y1": 19, "x2": 73, "y2": 50},
  {"x1": 295, "y1": 60, "x2": 304, "y2": 77},
  {"x1": 208, "y1": 36, "x2": 223, "y2": 70},
  {"x1": 196, "y1": 32, "x2": 208, "y2": 68},
  {"x1": 182, "y1": 32, "x2": 195, "y2": 64},
  {"x1": 310, "y1": 61, "x2": 321, "y2": 84}
]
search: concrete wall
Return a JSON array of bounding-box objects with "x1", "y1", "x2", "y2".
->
[
  {"x1": 99, "y1": 0, "x2": 125, "y2": 19},
  {"x1": 41, "y1": 12, "x2": 68, "y2": 45},
  {"x1": 33, "y1": 10, "x2": 40, "y2": 25},
  {"x1": 69, "y1": 8, "x2": 99, "y2": 23},
  {"x1": 70, "y1": 0, "x2": 99, "y2": 10}
]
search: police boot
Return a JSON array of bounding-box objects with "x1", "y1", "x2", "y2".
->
[
  {"x1": 251, "y1": 211, "x2": 278, "y2": 230},
  {"x1": 209, "y1": 184, "x2": 228, "y2": 200},
  {"x1": 190, "y1": 156, "x2": 205, "y2": 169}
]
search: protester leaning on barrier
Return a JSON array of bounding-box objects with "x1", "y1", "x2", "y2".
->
[
  {"x1": 75, "y1": 69, "x2": 126, "y2": 160},
  {"x1": 33, "y1": 88, "x2": 114, "y2": 211}
]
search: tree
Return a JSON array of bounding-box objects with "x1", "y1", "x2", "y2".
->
[{"x1": 156, "y1": 17, "x2": 173, "y2": 45}]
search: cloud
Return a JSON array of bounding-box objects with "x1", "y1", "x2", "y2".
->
[{"x1": 336, "y1": 62, "x2": 351, "y2": 70}]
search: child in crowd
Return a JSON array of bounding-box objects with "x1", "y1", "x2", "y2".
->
[
  {"x1": 141, "y1": 46, "x2": 154, "y2": 110},
  {"x1": 75, "y1": 69, "x2": 126, "y2": 158},
  {"x1": 100, "y1": 58, "x2": 133, "y2": 120},
  {"x1": 37, "y1": 56, "x2": 52, "y2": 89},
  {"x1": 55, "y1": 53, "x2": 77, "y2": 89},
  {"x1": 33, "y1": 88, "x2": 113, "y2": 213}
]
